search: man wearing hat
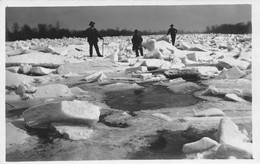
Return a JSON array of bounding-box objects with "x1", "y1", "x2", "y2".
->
[
  {"x1": 85, "y1": 21, "x2": 104, "y2": 57},
  {"x1": 131, "y1": 29, "x2": 143, "y2": 57},
  {"x1": 167, "y1": 24, "x2": 178, "y2": 46}
]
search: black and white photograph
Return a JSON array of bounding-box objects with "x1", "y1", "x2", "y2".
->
[{"x1": 1, "y1": 0, "x2": 260, "y2": 163}]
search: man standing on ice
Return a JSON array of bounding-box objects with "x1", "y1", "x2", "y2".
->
[
  {"x1": 85, "y1": 21, "x2": 104, "y2": 57},
  {"x1": 131, "y1": 29, "x2": 144, "y2": 57},
  {"x1": 167, "y1": 24, "x2": 178, "y2": 46}
]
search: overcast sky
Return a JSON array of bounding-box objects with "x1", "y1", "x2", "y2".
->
[{"x1": 6, "y1": 5, "x2": 251, "y2": 32}]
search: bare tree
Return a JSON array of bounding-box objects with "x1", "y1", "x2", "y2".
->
[
  {"x1": 21, "y1": 24, "x2": 33, "y2": 39},
  {"x1": 12, "y1": 22, "x2": 20, "y2": 33},
  {"x1": 55, "y1": 21, "x2": 60, "y2": 30}
]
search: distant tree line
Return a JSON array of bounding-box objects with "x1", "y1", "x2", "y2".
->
[
  {"x1": 6, "y1": 21, "x2": 81, "y2": 41},
  {"x1": 6, "y1": 21, "x2": 252, "y2": 41},
  {"x1": 205, "y1": 21, "x2": 252, "y2": 34},
  {"x1": 5, "y1": 21, "x2": 169, "y2": 41}
]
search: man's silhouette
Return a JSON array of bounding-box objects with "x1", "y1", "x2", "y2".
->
[
  {"x1": 85, "y1": 21, "x2": 104, "y2": 57},
  {"x1": 131, "y1": 29, "x2": 143, "y2": 57},
  {"x1": 167, "y1": 24, "x2": 178, "y2": 46}
]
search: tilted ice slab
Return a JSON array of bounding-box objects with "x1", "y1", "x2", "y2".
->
[
  {"x1": 182, "y1": 137, "x2": 219, "y2": 154},
  {"x1": 202, "y1": 79, "x2": 251, "y2": 89},
  {"x1": 32, "y1": 84, "x2": 73, "y2": 98},
  {"x1": 6, "y1": 71, "x2": 35, "y2": 88},
  {"x1": 56, "y1": 58, "x2": 118, "y2": 74},
  {"x1": 30, "y1": 66, "x2": 56, "y2": 75},
  {"x1": 218, "y1": 117, "x2": 249, "y2": 145},
  {"x1": 6, "y1": 52, "x2": 84, "y2": 68},
  {"x1": 167, "y1": 81, "x2": 202, "y2": 94},
  {"x1": 102, "y1": 82, "x2": 144, "y2": 92},
  {"x1": 194, "y1": 108, "x2": 225, "y2": 117},
  {"x1": 6, "y1": 122, "x2": 32, "y2": 148},
  {"x1": 52, "y1": 124, "x2": 94, "y2": 141},
  {"x1": 23, "y1": 100, "x2": 100, "y2": 128}
]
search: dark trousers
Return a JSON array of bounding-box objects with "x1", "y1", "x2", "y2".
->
[
  {"x1": 133, "y1": 45, "x2": 143, "y2": 57},
  {"x1": 171, "y1": 35, "x2": 176, "y2": 46},
  {"x1": 89, "y1": 42, "x2": 102, "y2": 56}
]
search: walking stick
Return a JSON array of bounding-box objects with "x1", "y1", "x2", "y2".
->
[{"x1": 102, "y1": 39, "x2": 104, "y2": 56}]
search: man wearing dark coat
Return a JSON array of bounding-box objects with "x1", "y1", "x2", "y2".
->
[
  {"x1": 85, "y1": 21, "x2": 104, "y2": 57},
  {"x1": 167, "y1": 24, "x2": 178, "y2": 46},
  {"x1": 131, "y1": 29, "x2": 143, "y2": 57}
]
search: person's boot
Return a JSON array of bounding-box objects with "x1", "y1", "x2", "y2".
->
[
  {"x1": 135, "y1": 50, "x2": 139, "y2": 57},
  {"x1": 140, "y1": 49, "x2": 144, "y2": 56},
  {"x1": 97, "y1": 51, "x2": 103, "y2": 57}
]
